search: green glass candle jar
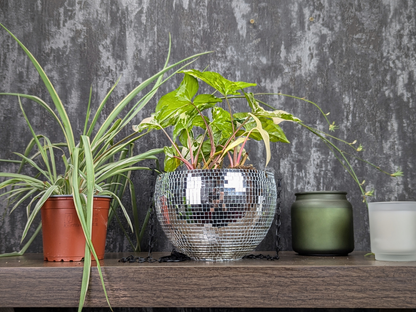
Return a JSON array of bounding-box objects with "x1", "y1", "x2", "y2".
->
[{"x1": 291, "y1": 191, "x2": 354, "y2": 256}]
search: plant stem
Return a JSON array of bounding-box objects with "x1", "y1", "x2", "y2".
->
[
  {"x1": 225, "y1": 96, "x2": 235, "y2": 133},
  {"x1": 208, "y1": 116, "x2": 251, "y2": 169},
  {"x1": 236, "y1": 133, "x2": 251, "y2": 165},
  {"x1": 187, "y1": 130, "x2": 195, "y2": 168},
  {"x1": 299, "y1": 122, "x2": 367, "y2": 201},
  {"x1": 173, "y1": 156, "x2": 193, "y2": 170},
  {"x1": 158, "y1": 125, "x2": 192, "y2": 168},
  {"x1": 240, "y1": 152, "x2": 249, "y2": 166},
  {"x1": 227, "y1": 152, "x2": 234, "y2": 167},
  {"x1": 193, "y1": 130, "x2": 207, "y2": 167},
  {"x1": 189, "y1": 102, "x2": 216, "y2": 158}
]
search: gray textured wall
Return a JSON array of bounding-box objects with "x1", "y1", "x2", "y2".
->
[{"x1": 0, "y1": 0, "x2": 415, "y2": 255}]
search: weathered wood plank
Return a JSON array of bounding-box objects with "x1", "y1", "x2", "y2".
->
[{"x1": 1, "y1": 252, "x2": 415, "y2": 308}]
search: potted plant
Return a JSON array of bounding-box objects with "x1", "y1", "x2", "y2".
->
[
  {"x1": 135, "y1": 69, "x2": 402, "y2": 261},
  {"x1": 134, "y1": 70, "x2": 292, "y2": 260},
  {"x1": 0, "y1": 23, "x2": 209, "y2": 310}
]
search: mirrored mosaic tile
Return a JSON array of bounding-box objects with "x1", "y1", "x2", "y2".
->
[{"x1": 154, "y1": 169, "x2": 277, "y2": 261}]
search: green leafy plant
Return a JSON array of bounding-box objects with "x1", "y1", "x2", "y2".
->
[
  {"x1": 135, "y1": 69, "x2": 402, "y2": 202},
  {"x1": 134, "y1": 69, "x2": 299, "y2": 171},
  {"x1": 0, "y1": 23, "x2": 210, "y2": 311}
]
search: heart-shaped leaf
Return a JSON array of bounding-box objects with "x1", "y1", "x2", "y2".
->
[{"x1": 181, "y1": 69, "x2": 256, "y2": 96}]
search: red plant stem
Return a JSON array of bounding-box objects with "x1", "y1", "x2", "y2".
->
[
  {"x1": 159, "y1": 126, "x2": 192, "y2": 169},
  {"x1": 208, "y1": 116, "x2": 252, "y2": 169},
  {"x1": 227, "y1": 152, "x2": 234, "y2": 168},
  {"x1": 236, "y1": 132, "x2": 252, "y2": 165},
  {"x1": 173, "y1": 156, "x2": 193, "y2": 170}
]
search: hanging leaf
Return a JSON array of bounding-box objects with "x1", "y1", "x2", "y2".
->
[
  {"x1": 248, "y1": 113, "x2": 271, "y2": 167},
  {"x1": 221, "y1": 137, "x2": 247, "y2": 157},
  {"x1": 244, "y1": 92, "x2": 301, "y2": 123},
  {"x1": 133, "y1": 116, "x2": 161, "y2": 133},
  {"x1": 244, "y1": 117, "x2": 290, "y2": 143}
]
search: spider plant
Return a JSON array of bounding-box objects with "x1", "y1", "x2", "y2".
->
[{"x1": 0, "y1": 23, "x2": 211, "y2": 311}]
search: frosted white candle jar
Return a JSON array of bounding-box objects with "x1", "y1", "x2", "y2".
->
[{"x1": 368, "y1": 202, "x2": 416, "y2": 261}]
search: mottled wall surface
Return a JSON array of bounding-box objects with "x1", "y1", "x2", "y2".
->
[{"x1": 0, "y1": 0, "x2": 415, "y2": 255}]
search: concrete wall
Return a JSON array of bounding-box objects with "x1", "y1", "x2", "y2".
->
[{"x1": 0, "y1": 0, "x2": 415, "y2": 255}]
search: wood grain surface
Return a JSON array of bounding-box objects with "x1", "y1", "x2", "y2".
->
[{"x1": 1, "y1": 251, "x2": 415, "y2": 308}]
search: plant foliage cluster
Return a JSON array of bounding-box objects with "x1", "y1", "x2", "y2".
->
[
  {"x1": 135, "y1": 69, "x2": 402, "y2": 204},
  {"x1": 135, "y1": 69, "x2": 300, "y2": 171},
  {"x1": 0, "y1": 23, "x2": 402, "y2": 312},
  {"x1": 0, "y1": 23, "x2": 209, "y2": 311}
]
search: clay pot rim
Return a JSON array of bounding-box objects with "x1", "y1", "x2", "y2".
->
[{"x1": 47, "y1": 195, "x2": 112, "y2": 199}]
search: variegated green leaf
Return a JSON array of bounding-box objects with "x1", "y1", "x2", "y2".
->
[
  {"x1": 248, "y1": 113, "x2": 271, "y2": 167},
  {"x1": 181, "y1": 69, "x2": 256, "y2": 96}
]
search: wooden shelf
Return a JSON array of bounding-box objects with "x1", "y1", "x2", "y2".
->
[{"x1": 1, "y1": 251, "x2": 415, "y2": 308}]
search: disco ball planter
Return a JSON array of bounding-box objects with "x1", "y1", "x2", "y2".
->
[{"x1": 154, "y1": 169, "x2": 277, "y2": 261}]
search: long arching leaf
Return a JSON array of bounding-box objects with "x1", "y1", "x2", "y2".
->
[
  {"x1": 92, "y1": 50, "x2": 212, "y2": 147},
  {"x1": 21, "y1": 186, "x2": 58, "y2": 242},
  {"x1": 0, "y1": 23, "x2": 75, "y2": 153},
  {"x1": 0, "y1": 223, "x2": 42, "y2": 258},
  {"x1": 0, "y1": 93, "x2": 67, "y2": 141},
  {"x1": 86, "y1": 77, "x2": 120, "y2": 137},
  {"x1": 73, "y1": 138, "x2": 112, "y2": 312},
  {"x1": 18, "y1": 97, "x2": 53, "y2": 181},
  {"x1": 0, "y1": 173, "x2": 44, "y2": 189},
  {"x1": 248, "y1": 113, "x2": 271, "y2": 167}
]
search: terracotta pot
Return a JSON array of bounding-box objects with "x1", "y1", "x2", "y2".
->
[{"x1": 41, "y1": 195, "x2": 111, "y2": 261}]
